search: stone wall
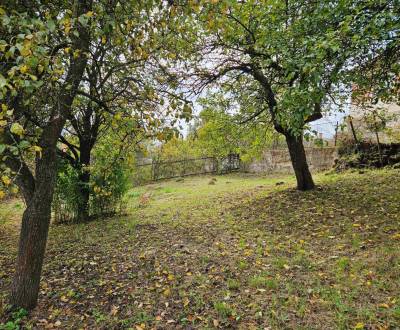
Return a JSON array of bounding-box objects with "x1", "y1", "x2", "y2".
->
[{"x1": 244, "y1": 147, "x2": 338, "y2": 174}]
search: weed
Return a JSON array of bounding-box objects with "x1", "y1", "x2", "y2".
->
[
  {"x1": 213, "y1": 301, "x2": 233, "y2": 318},
  {"x1": 237, "y1": 260, "x2": 248, "y2": 270},
  {"x1": 226, "y1": 278, "x2": 240, "y2": 290},
  {"x1": 336, "y1": 257, "x2": 351, "y2": 273},
  {"x1": 0, "y1": 309, "x2": 28, "y2": 330},
  {"x1": 91, "y1": 309, "x2": 107, "y2": 324},
  {"x1": 249, "y1": 275, "x2": 278, "y2": 289}
]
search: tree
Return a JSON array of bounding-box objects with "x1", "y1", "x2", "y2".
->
[
  {"x1": 55, "y1": 4, "x2": 184, "y2": 221},
  {"x1": 1, "y1": 0, "x2": 92, "y2": 309},
  {"x1": 169, "y1": 0, "x2": 359, "y2": 190},
  {"x1": 0, "y1": 0, "x2": 174, "y2": 309},
  {"x1": 196, "y1": 91, "x2": 279, "y2": 162}
]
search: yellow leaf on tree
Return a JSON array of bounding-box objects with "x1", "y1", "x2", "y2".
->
[
  {"x1": 1, "y1": 175, "x2": 11, "y2": 186},
  {"x1": 20, "y1": 65, "x2": 29, "y2": 74},
  {"x1": 10, "y1": 122, "x2": 24, "y2": 136},
  {"x1": 0, "y1": 190, "x2": 5, "y2": 199},
  {"x1": 31, "y1": 145, "x2": 42, "y2": 157},
  {"x1": 73, "y1": 50, "x2": 81, "y2": 59},
  {"x1": 20, "y1": 46, "x2": 31, "y2": 57},
  {"x1": 354, "y1": 323, "x2": 364, "y2": 329}
]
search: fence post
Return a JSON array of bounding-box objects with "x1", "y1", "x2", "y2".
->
[
  {"x1": 334, "y1": 121, "x2": 339, "y2": 146},
  {"x1": 348, "y1": 115, "x2": 359, "y2": 145},
  {"x1": 151, "y1": 161, "x2": 156, "y2": 181},
  {"x1": 213, "y1": 157, "x2": 218, "y2": 174}
]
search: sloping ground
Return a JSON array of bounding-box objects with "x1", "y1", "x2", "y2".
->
[{"x1": 0, "y1": 170, "x2": 399, "y2": 329}]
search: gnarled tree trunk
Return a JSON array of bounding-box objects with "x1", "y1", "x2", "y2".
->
[
  {"x1": 10, "y1": 146, "x2": 58, "y2": 309},
  {"x1": 285, "y1": 133, "x2": 315, "y2": 191}
]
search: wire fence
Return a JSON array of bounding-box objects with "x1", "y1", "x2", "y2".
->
[{"x1": 132, "y1": 153, "x2": 240, "y2": 185}]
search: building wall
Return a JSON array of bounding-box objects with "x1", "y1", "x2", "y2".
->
[{"x1": 244, "y1": 147, "x2": 338, "y2": 174}]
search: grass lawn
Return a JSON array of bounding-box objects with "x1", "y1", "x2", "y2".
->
[{"x1": 1, "y1": 169, "x2": 400, "y2": 329}]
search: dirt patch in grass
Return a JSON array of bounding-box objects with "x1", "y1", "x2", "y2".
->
[{"x1": 1, "y1": 170, "x2": 399, "y2": 329}]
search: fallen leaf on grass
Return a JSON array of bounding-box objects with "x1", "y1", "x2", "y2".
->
[
  {"x1": 110, "y1": 305, "x2": 119, "y2": 316},
  {"x1": 378, "y1": 303, "x2": 389, "y2": 309}
]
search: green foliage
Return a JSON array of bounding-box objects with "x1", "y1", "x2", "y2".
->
[
  {"x1": 147, "y1": 99, "x2": 280, "y2": 167},
  {"x1": 0, "y1": 308, "x2": 27, "y2": 330},
  {"x1": 89, "y1": 137, "x2": 130, "y2": 218},
  {"x1": 170, "y1": 1, "x2": 349, "y2": 134},
  {"x1": 0, "y1": 0, "x2": 184, "y2": 202},
  {"x1": 196, "y1": 94, "x2": 280, "y2": 162},
  {"x1": 342, "y1": 2, "x2": 399, "y2": 104},
  {"x1": 53, "y1": 161, "x2": 82, "y2": 224}
]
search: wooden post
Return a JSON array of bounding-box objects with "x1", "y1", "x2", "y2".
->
[
  {"x1": 151, "y1": 161, "x2": 155, "y2": 181},
  {"x1": 372, "y1": 112, "x2": 383, "y2": 167},
  {"x1": 334, "y1": 121, "x2": 339, "y2": 146},
  {"x1": 375, "y1": 130, "x2": 383, "y2": 167},
  {"x1": 348, "y1": 115, "x2": 359, "y2": 145}
]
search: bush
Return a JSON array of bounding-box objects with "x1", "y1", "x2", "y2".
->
[
  {"x1": 335, "y1": 139, "x2": 400, "y2": 171},
  {"x1": 53, "y1": 161, "x2": 82, "y2": 224},
  {"x1": 53, "y1": 145, "x2": 130, "y2": 223},
  {"x1": 90, "y1": 155, "x2": 130, "y2": 218}
]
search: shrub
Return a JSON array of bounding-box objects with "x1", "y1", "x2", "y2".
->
[
  {"x1": 53, "y1": 144, "x2": 130, "y2": 223},
  {"x1": 90, "y1": 156, "x2": 129, "y2": 218},
  {"x1": 53, "y1": 161, "x2": 82, "y2": 224}
]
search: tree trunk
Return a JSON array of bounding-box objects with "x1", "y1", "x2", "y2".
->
[
  {"x1": 77, "y1": 140, "x2": 91, "y2": 221},
  {"x1": 10, "y1": 147, "x2": 58, "y2": 309},
  {"x1": 285, "y1": 133, "x2": 315, "y2": 191},
  {"x1": 77, "y1": 171, "x2": 90, "y2": 221}
]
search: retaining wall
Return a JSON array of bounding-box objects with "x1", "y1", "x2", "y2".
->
[{"x1": 244, "y1": 147, "x2": 338, "y2": 174}]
